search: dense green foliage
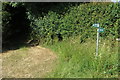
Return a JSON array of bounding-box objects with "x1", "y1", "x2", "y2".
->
[
  {"x1": 45, "y1": 37, "x2": 118, "y2": 78},
  {"x1": 31, "y1": 2, "x2": 119, "y2": 44},
  {"x1": 2, "y1": 2, "x2": 80, "y2": 47},
  {"x1": 2, "y1": 2, "x2": 119, "y2": 46}
]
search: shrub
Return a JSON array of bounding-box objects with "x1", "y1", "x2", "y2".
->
[{"x1": 31, "y1": 2, "x2": 119, "y2": 44}]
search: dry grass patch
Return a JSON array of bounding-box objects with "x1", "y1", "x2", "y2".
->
[{"x1": 2, "y1": 46, "x2": 57, "y2": 78}]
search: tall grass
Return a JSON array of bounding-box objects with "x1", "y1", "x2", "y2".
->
[{"x1": 45, "y1": 36, "x2": 118, "y2": 78}]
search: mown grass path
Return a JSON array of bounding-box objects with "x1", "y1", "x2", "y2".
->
[{"x1": 2, "y1": 46, "x2": 57, "y2": 78}]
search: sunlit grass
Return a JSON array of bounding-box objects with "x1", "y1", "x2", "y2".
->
[{"x1": 45, "y1": 36, "x2": 118, "y2": 78}]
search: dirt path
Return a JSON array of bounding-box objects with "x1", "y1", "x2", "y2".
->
[{"x1": 1, "y1": 46, "x2": 57, "y2": 78}]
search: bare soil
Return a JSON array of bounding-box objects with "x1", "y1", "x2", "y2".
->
[{"x1": 1, "y1": 46, "x2": 57, "y2": 78}]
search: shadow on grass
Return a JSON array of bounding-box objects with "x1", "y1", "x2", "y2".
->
[
  {"x1": 2, "y1": 37, "x2": 38, "y2": 53},
  {"x1": 2, "y1": 40, "x2": 29, "y2": 53},
  {"x1": 3, "y1": 44, "x2": 25, "y2": 53}
]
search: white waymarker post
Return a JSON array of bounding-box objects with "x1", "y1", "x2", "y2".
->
[
  {"x1": 92, "y1": 24, "x2": 104, "y2": 56},
  {"x1": 96, "y1": 28, "x2": 99, "y2": 56}
]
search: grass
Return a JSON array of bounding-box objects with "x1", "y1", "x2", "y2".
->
[
  {"x1": 2, "y1": 36, "x2": 118, "y2": 78},
  {"x1": 45, "y1": 36, "x2": 118, "y2": 78},
  {"x1": 2, "y1": 46, "x2": 57, "y2": 78}
]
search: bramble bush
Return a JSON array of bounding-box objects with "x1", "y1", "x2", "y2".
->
[{"x1": 31, "y1": 2, "x2": 119, "y2": 44}]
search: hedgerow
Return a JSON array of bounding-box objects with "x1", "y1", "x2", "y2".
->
[
  {"x1": 2, "y1": 2, "x2": 119, "y2": 45},
  {"x1": 31, "y1": 2, "x2": 119, "y2": 44}
]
